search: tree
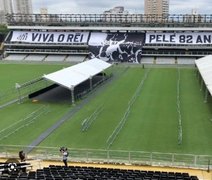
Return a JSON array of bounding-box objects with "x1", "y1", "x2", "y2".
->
[{"x1": 0, "y1": 24, "x2": 8, "y2": 35}]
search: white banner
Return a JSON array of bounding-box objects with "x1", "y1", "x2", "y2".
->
[
  {"x1": 11, "y1": 31, "x2": 89, "y2": 44},
  {"x1": 88, "y1": 32, "x2": 108, "y2": 46},
  {"x1": 146, "y1": 32, "x2": 212, "y2": 44}
]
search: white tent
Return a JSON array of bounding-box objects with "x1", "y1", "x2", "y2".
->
[
  {"x1": 43, "y1": 58, "x2": 112, "y2": 103},
  {"x1": 43, "y1": 58, "x2": 111, "y2": 89},
  {"x1": 195, "y1": 55, "x2": 212, "y2": 97}
]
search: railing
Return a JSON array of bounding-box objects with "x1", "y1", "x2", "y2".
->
[
  {"x1": 5, "y1": 14, "x2": 212, "y2": 27},
  {"x1": 4, "y1": 41, "x2": 88, "y2": 47},
  {"x1": 0, "y1": 106, "x2": 50, "y2": 141},
  {"x1": 141, "y1": 51, "x2": 211, "y2": 57},
  {"x1": 0, "y1": 145, "x2": 211, "y2": 170},
  {"x1": 5, "y1": 48, "x2": 89, "y2": 55},
  {"x1": 144, "y1": 43, "x2": 212, "y2": 48},
  {"x1": 0, "y1": 78, "x2": 52, "y2": 107}
]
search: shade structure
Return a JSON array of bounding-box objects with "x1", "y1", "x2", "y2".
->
[
  {"x1": 195, "y1": 55, "x2": 212, "y2": 96},
  {"x1": 43, "y1": 58, "x2": 112, "y2": 89}
]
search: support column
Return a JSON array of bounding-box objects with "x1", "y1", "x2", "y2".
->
[
  {"x1": 204, "y1": 88, "x2": 208, "y2": 103},
  {"x1": 197, "y1": 71, "x2": 200, "y2": 82},
  {"x1": 89, "y1": 76, "x2": 93, "y2": 91},
  {"x1": 196, "y1": 69, "x2": 198, "y2": 77},
  {"x1": 70, "y1": 85, "x2": 75, "y2": 105},
  {"x1": 102, "y1": 70, "x2": 105, "y2": 81},
  {"x1": 45, "y1": 79, "x2": 48, "y2": 87},
  {"x1": 15, "y1": 83, "x2": 21, "y2": 104},
  {"x1": 200, "y1": 78, "x2": 203, "y2": 91}
]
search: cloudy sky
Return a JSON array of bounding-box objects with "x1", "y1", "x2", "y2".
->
[{"x1": 32, "y1": 0, "x2": 211, "y2": 14}]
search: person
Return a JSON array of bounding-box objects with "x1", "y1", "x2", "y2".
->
[
  {"x1": 19, "y1": 151, "x2": 26, "y2": 162},
  {"x1": 60, "y1": 147, "x2": 69, "y2": 167},
  {"x1": 19, "y1": 150, "x2": 26, "y2": 172}
]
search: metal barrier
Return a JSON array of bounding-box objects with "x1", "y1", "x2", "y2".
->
[
  {"x1": 107, "y1": 69, "x2": 150, "y2": 148},
  {"x1": 0, "y1": 105, "x2": 50, "y2": 141},
  {"x1": 5, "y1": 14, "x2": 212, "y2": 27},
  {"x1": 0, "y1": 145, "x2": 211, "y2": 170}
]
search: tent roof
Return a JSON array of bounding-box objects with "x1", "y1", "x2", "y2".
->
[
  {"x1": 43, "y1": 58, "x2": 112, "y2": 89},
  {"x1": 195, "y1": 55, "x2": 212, "y2": 96}
]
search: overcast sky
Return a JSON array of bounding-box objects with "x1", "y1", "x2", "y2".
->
[{"x1": 32, "y1": 0, "x2": 211, "y2": 14}]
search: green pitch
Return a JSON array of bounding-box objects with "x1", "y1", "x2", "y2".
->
[{"x1": 0, "y1": 63, "x2": 212, "y2": 155}]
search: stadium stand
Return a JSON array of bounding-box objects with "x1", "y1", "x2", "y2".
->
[
  {"x1": 44, "y1": 55, "x2": 66, "y2": 62},
  {"x1": 1, "y1": 13, "x2": 212, "y2": 180},
  {"x1": 4, "y1": 54, "x2": 26, "y2": 61},
  {"x1": 0, "y1": 165, "x2": 199, "y2": 180},
  {"x1": 156, "y1": 57, "x2": 176, "y2": 64},
  {"x1": 177, "y1": 57, "x2": 196, "y2": 65},
  {"x1": 3, "y1": 14, "x2": 212, "y2": 64},
  {"x1": 140, "y1": 57, "x2": 155, "y2": 64},
  {"x1": 24, "y1": 55, "x2": 46, "y2": 61},
  {"x1": 65, "y1": 55, "x2": 87, "y2": 63}
]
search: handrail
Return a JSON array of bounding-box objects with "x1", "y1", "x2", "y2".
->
[
  {"x1": 0, "y1": 145, "x2": 211, "y2": 170},
  {"x1": 5, "y1": 14, "x2": 212, "y2": 27}
]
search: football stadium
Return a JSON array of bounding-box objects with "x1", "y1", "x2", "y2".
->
[{"x1": 0, "y1": 13, "x2": 212, "y2": 179}]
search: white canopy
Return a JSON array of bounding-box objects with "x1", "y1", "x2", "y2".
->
[
  {"x1": 195, "y1": 55, "x2": 212, "y2": 96},
  {"x1": 43, "y1": 58, "x2": 112, "y2": 89}
]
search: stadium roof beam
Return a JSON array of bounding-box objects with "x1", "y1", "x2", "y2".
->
[{"x1": 43, "y1": 58, "x2": 112, "y2": 104}]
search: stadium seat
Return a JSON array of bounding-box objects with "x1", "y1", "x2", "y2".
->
[
  {"x1": 44, "y1": 55, "x2": 66, "y2": 62},
  {"x1": 177, "y1": 58, "x2": 195, "y2": 65},
  {"x1": 4, "y1": 54, "x2": 26, "y2": 61},
  {"x1": 156, "y1": 57, "x2": 175, "y2": 64},
  {"x1": 0, "y1": 165, "x2": 200, "y2": 180},
  {"x1": 24, "y1": 55, "x2": 46, "y2": 61},
  {"x1": 141, "y1": 57, "x2": 154, "y2": 64},
  {"x1": 65, "y1": 55, "x2": 86, "y2": 62}
]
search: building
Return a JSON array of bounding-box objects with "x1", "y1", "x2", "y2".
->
[
  {"x1": 104, "y1": 6, "x2": 126, "y2": 14},
  {"x1": 0, "y1": 0, "x2": 13, "y2": 14},
  {"x1": 40, "y1": 8, "x2": 48, "y2": 15},
  {"x1": 144, "y1": 0, "x2": 169, "y2": 16},
  {"x1": 0, "y1": 0, "x2": 13, "y2": 24},
  {"x1": 103, "y1": 6, "x2": 129, "y2": 22},
  {"x1": 0, "y1": 0, "x2": 33, "y2": 24},
  {"x1": 13, "y1": 0, "x2": 33, "y2": 14},
  {"x1": 183, "y1": 9, "x2": 203, "y2": 23}
]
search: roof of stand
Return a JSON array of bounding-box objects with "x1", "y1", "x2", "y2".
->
[
  {"x1": 43, "y1": 58, "x2": 112, "y2": 89},
  {"x1": 195, "y1": 55, "x2": 212, "y2": 96}
]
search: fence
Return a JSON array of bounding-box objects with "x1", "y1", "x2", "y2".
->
[
  {"x1": 107, "y1": 70, "x2": 150, "y2": 148},
  {"x1": 0, "y1": 78, "x2": 53, "y2": 108},
  {"x1": 81, "y1": 105, "x2": 103, "y2": 132},
  {"x1": 0, "y1": 87, "x2": 19, "y2": 107},
  {"x1": 0, "y1": 145, "x2": 211, "y2": 170},
  {"x1": 0, "y1": 105, "x2": 50, "y2": 141},
  {"x1": 6, "y1": 14, "x2": 212, "y2": 27},
  {"x1": 177, "y1": 69, "x2": 183, "y2": 145}
]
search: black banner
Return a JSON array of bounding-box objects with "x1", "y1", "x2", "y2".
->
[{"x1": 88, "y1": 32, "x2": 145, "y2": 63}]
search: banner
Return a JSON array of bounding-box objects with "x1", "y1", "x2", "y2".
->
[
  {"x1": 89, "y1": 32, "x2": 145, "y2": 63},
  {"x1": 10, "y1": 31, "x2": 89, "y2": 44},
  {"x1": 146, "y1": 32, "x2": 212, "y2": 44}
]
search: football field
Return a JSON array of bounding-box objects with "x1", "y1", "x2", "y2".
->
[{"x1": 0, "y1": 63, "x2": 212, "y2": 156}]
